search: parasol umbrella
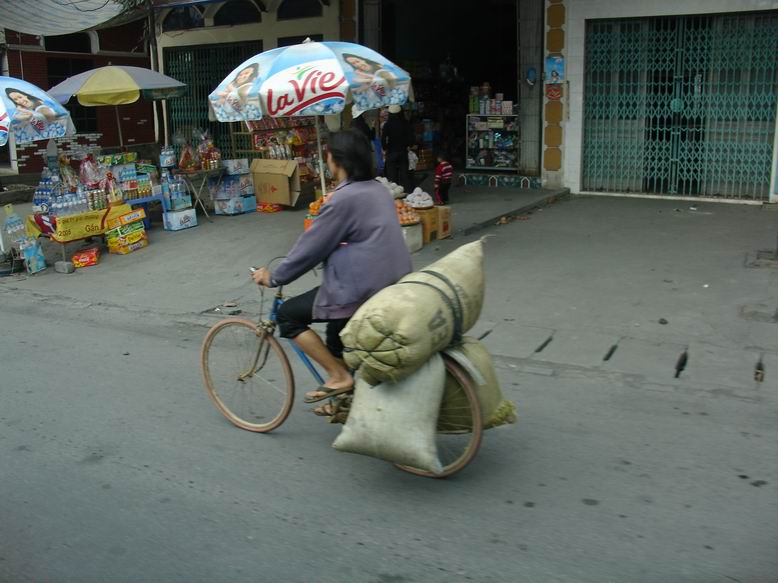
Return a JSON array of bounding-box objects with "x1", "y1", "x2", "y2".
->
[
  {"x1": 208, "y1": 39, "x2": 412, "y2": 196},
  {"x1": 0, "y1": 77, "x2": 75, "y2": 255},
  {"x1": 0, "y1": 76, "x2": 76, "y2": 147},
  {"x1": 49, "y1": 65, "x2": 186, "y2": 148}
]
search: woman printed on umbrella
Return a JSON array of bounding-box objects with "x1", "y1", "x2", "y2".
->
[
  {"x1": 252, "y1": 130, "x2": 412, "y2": 416},
  {"x1": 5, "y1": 88, "x2": 59, "y2": 129},
  {"x1": 342, "y1": 53, "x2": 396, "y2": 99},
  {"x1": 215, "y1": 63, "x2": 259, "y2": 114}
]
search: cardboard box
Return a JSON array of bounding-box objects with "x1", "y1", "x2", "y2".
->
[
  {"x1": 242, "y1": 194, "x2": 257, "y2": 213},
  {"x1": 436, "y1": 205, "x2": 452, "y2": 240},
  {"x1": 105, "y1": 220, "x2": 144, "y2": 240},
  {"x1": 223, "y1": 159, "x2": 250, "y2": 175},
  {"x1": 105, "y1": 207, "x2": 146, "y2": 230},
  {"x1": 214, "y1": 197, "x2": 244, "y2": 215},
  {"x1": 107, "y1": 229, "x2": 148, "y2": 255},
  {"x1": 163, "y1": 208, "x2": 198, "y2": 231},
  {"x1": 401, "y1": 223, "x2": 423, "y2": 253},
  {"x1": 251, "y1": 159, "x2": 301, "y2": 207},
  {"x1": 416, "y1": 208, "x2": 438, "y2": 244},
  {"x1": 209, "y1": 175, "x2": 254, "y2": 199}
]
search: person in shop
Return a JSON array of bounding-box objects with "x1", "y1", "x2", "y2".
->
[
  {"x1": 251, "y1": 130, "x2": 412, "y2": 416},
  {"x1": 351, "y1": 110, "x2": 384, "y2": 175},
  {"x1": 351, "y1": 111, "x2": 374, "y2": 143},
  {"x1": 382, "y1": 104, "x2": 414, "y2": 192}
]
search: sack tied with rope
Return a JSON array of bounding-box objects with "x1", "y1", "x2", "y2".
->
[{"x1": 340, "y1": 240, "x2": 485, "y2": 386}]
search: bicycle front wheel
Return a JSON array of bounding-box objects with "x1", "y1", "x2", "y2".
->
[{"x1": 201, "y1": 318, "x2": 294, "y2": 433}]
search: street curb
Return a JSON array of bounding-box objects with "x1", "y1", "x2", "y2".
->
[{"x1": 458, "y1": 188, "x2": 571, "y2": 237}]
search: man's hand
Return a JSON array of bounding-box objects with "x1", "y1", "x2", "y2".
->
[{"x1": 251, "y1": 267, "x2": 272, "y2": 287}]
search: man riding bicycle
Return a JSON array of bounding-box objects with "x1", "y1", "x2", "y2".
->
[{"x1": 252, "y1": 129, "x2": 412, "y2": 415}]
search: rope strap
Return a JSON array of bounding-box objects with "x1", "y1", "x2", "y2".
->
[{"x1": 399, "y1": 269, "x2": 464, "y2": 345}]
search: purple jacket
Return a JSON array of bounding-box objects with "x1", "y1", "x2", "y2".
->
[{"x1": 271, "y1": 179, "x2": 413, "y2": 320}]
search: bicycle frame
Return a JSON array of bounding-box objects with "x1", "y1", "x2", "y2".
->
[{"x1": 266, "y1": 288, "x2": 325, "y2": 386}]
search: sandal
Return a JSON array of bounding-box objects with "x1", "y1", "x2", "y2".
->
[
  {"x1": 312, "y1": 401, "x2": 337, "y2": 416},
  {"x1": 303, "y1": 385, "x2": 354, "y2": 404}
]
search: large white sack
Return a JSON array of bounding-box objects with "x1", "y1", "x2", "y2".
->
[
  {"x1": 332, "y1": 354, "x2": 446, "y2": 474},
  {"x1": 341, "y1": 240, "x2": 485, "y2": 385}
]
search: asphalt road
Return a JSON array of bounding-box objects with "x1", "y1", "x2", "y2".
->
[{"x1": 1, "y1": 295, "x2": 776, "y2": 583}]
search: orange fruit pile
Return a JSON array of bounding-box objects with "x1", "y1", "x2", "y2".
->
[
  {"x1": 309, "y1": 198, "x2": 324, "y2": 216},
  {"x1": 395, "y1": 199, "x2": 420, "y2": 225}
]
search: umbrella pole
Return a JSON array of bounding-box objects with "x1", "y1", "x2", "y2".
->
[
  {"x1": 315, "y1": 116, "x2": 326, "y2": 198},
  {"x1": 114, "y1": 106, "x2": 124, "y2": 149}
]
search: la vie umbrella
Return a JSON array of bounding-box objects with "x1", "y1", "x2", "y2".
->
[{"x1": 208, "y1": 39, "x2": 412, "y2": 196}]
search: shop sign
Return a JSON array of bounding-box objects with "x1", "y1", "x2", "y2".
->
[
  {"x1": 546, "y1": 84, "x2": 562, "y2": 101},
  {"x1": 546, "y1": 55, "x2": 565, "y2": 84},
  {"x1": 263, "y1": 59, "x2": 348, "y2": 117}
]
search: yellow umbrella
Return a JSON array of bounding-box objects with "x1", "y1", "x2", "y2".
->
[{"x1": 49, "y1": 65, "x2": 186, "y2": 147}]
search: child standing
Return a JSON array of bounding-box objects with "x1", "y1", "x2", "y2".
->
[{"x1": 434, "y1": 151, "x2": 453, "y2": 205}]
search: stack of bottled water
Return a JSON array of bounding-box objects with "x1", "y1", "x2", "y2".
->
[
  {"x1": 3, "y1": 204, "x2": 27, "y2": 249},
  {"x1": 162, "y1": 171, "x2": 191, "y2": 211},
  {"x1": 50, "y1": 187, "x2": 90, "y2": 217}
]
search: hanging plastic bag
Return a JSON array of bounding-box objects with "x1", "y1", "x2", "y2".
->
[{"x1": 79, "y1": 154, "x2": 102, "y2": 187}]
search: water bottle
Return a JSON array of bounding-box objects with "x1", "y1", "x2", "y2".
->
[{"x1": 3, "y1": 205, "x2": 25, "y2": 248}]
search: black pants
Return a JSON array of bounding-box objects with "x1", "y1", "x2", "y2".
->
[
  {"x1": 276, "y1": 287, "x2": 349, "y2": 358},
  {"x1": 438, "y1": 182, "x2": 451, "y2": 204},
  {"x1": 385, "y1": 151, "x2": 410, "y2": 192}
]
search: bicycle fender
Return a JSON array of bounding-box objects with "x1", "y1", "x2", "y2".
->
[{"x1": 442, "y1": 348, "x2": 486, "y2": 386}]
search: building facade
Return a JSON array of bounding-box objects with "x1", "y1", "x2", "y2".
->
[
  {"x1": 2, "y1": 21, "x2": 155, "y2": 175},
  {"x1": 544, "y1": 0, "x2": 778, "y2": 203}
]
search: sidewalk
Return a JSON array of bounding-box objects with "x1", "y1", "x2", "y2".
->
[{"x1": 0, "y1": 183, "x2": 562, "y2": 315}]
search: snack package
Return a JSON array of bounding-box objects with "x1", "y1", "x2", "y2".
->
[
  {"x1": 79, "y1": 154, "x2": 103, "y2": 187},
  {"x1": 178, "y1": 143, "x2": 196, "y2": 171},
  {"x1": 72, "y1": 246, "x2": 100, "y2": 268}
]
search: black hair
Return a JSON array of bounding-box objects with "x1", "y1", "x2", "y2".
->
[
  {"x1": 436, "y1": 148, "x2": 450, "y2": 161},
  {"x1": 5, "y1": 88, "x2": 43, "y2": 110},
  {"x1": 327, "y1": 130, "x2": 374, "y2": 182},
  {"x1": 233, "y1": 63, "x2": 259, "y2": 85},
  {"x1": 342, "y1": 53, "x2": 383, "y2": 74}
]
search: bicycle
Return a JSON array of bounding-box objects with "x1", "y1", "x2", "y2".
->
[{"x1": 200, "y1": 266, "x2": 483, "y2": 478}]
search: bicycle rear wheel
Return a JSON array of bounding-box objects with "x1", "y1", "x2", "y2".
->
[
  {"x1": 396, "y1": 356, "x2": 483, "y2": 478},
  {"x1": 201, "y1": 318, "x2": 294, "y2": 433}
]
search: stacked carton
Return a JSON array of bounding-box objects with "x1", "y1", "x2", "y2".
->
[
  {"x1": 209, "y1": 159, "x2": 257, "y2": 215},
  {"x1": 105, "y1": 208, "x2": 148, "y2": 255}
]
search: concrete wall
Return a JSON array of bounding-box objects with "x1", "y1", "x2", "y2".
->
[{"x1": 555, "y1": 0, "x2": 778, "y2": 201}]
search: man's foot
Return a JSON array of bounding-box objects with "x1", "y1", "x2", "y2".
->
[
  {"x1": 304, "y1": 382, "x2": 354, "y2": 403},
  {"x1": 312, "y1": 401, "x2": 337, "y2": 416}
]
